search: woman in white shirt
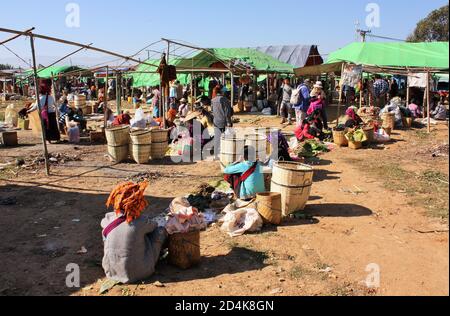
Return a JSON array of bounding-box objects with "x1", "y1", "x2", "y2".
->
[{"x1": 28, "y1": 82, "x2": 61, "y2": 143}]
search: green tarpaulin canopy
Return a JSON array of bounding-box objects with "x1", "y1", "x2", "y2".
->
[
  {"x1": 129, "y1": 48, "x2": 294, "y2": 88},
  {"x1": 326, "y1": 42, "x2": 449, "y2": 70},
  {"x1": 19, "y1": 65, "x2": 83, "y2": 79}
]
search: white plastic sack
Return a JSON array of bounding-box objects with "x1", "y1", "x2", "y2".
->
[
  {"x1": 220, "y1": 205, "x2": 263, "y2": 237},
  {"x1": 5, "y1": 104, "x2": 18, "y2": 127},
  {"x1": 261, "y1": 108, "x2": 272, "y2": 116}
]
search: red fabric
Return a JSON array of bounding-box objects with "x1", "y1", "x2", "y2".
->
[
  {"x1": 112, "y1": 114, "x2": 131, "y2": 126},
  {"x1": 102, "y1": 216, "x2": 126, "y2": 239},
  {"x1": 224, "y1": 162, "x2": 257, "y2": 197},
  {"x1": 295, "y1": 123, "x2": 315, "y2": 142}
]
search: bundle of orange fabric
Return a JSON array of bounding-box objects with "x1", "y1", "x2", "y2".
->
[{"x1": 106, "y1": 181, "x2": 149, "y2": 223}]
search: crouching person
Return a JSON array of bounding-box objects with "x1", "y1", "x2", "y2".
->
[
  {"x1": 101, "y1": 182, "x2": 168, "y2": 284},
  {"x1": 223, "y1": 146, "x2": 265, "y2": 201}
]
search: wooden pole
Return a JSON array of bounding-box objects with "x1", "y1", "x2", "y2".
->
[
  {"x1": 359, "y1": 72, "x2": 363, "y2": 109},
  {"x1": 337, "y1": 63, "x2": 345, "y2": 127},
  {"x1": 406, "y1": 74, "x2": 410, "y2": 104},
  {"x1": 230, "y1": 71, "x2": 235, "y2": 106},
  {"x1": 427, "y1": 71, "x2": 431, "y2": 133},
  {"x1": 29, "y1": 34, "x2": 50, "y2": 176},
  {"x1": 104, "y1": 66, "x2": 109, "y2": 129},
  {"x1": 116, "y1": 71, "x2": 121, "y2": 114}
]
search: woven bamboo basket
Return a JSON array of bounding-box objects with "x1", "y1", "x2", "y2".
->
[
  {"x1": 270, "y1": 162, "x2": 314, "y2": 216},
  {"x1": 256, "y1": 192, "x2": 282, "y2": 225},
  {"x1": 403, "y1": 117, "x2": 413, "y2": 128},
  {"x1": 106, "y1": 126, "x2": 130, "y2": 146},
  {"x1": 382, "y1": 113, "x2": 396, "y2": 130},
  {"x1": 151, "y1": 141, "x2": 168, "y2": 159},
  {"x1": 348, "y1": 141, "x2": 363, "y2": 150},
  {"x1": 333, "y1": 129, "x2": 348, "y2": 147},
  {"x1": 151, "y1": 128, "x2": 169, "y2": 143},
  {"x1": 107, "y1": 144, "x2": 129, "y2": 162},
  {"x1": 363, "y1": 127, "x2": 375, "y2": 144},
  {"x1": 130, "y1": 130, "x2": 152, "y2": 145},
  {"x1": 131, "y1": 144, "x2": 151, "y2": 164},
  {"x1": 246, "y1": 133, "x2": 268, "y2": 161},
  {"x1": 220, "y1": 136, "x2": 246, "y2": 166},
  {"x1": 169, "y1": 230, "x2": 201, "y2": 269}
]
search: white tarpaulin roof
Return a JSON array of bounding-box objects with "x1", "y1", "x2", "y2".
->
[{"x1": 254, "y1": 45, "x2": 321, "y2": 68}]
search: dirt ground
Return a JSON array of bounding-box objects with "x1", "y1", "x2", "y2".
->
[{"x1": 0, "y1": 112, "x2": 448, "y2": 296}]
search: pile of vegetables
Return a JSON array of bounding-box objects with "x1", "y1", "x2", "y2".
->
[
  {"x1": 106, "y1": 181, "x2": 149, "y2": 223},
  {"x1": 298, "y1": 140, "x2": 330, "y2": 158},
  {"x1": 345, "y1": 129, "x2": 368, "y2": 143}
]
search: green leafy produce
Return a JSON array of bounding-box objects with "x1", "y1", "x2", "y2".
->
[{"x1": 345, "y1": 129, "x2": 367, "y2": 142}]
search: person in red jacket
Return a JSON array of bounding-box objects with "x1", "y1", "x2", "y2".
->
[{"x1": 295, "y1": 110, "x2": 324, "y2": 142}]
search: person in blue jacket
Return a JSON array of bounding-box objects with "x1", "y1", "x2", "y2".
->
[{"x1": 223, "y1": 146, "x2": 265, "y2": 200}]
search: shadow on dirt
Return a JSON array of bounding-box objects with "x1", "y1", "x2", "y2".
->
[{"x1": 304, "y1": 203, "x2": 373, "y2": 217}]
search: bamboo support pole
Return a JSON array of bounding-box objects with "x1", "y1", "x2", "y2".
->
[{"x1": 29, "y1": 34, "x2": 50, "y2": 176}]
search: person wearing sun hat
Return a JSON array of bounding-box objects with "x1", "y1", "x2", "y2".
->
[{"x1": 309, "y1": 81, "x2": 329, "y2": 129}]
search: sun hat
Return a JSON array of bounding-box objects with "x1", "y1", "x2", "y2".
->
[
  {"x1": 314, "y1": 81, "x2": 323, "y2": 89},
  {"x1": 183, "y1": 111, "x2": 201, "y2": 122}
]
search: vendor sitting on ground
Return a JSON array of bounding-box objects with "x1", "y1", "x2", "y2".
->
[
  {"x1": 101, "y1": 182, "x2": 168, "y2": 284},
  {"x1": 223, "y1": 146, "x2": 265, "y2": 201},
  {"x1": 408, "y1": 98, "x2": 422, "y2": 119},
  {"x1": 344, "y1": 106, "x2": 363, "y2": 129},
  {"x1": 112, "y1": 111, "x2": 132, "y2": 127},
  {"x1": 295, "y1": 110, "x2": 325, "y2": 142},
  {"x1": 431, "y1": 96, "x2": 448, "y2": 120}
]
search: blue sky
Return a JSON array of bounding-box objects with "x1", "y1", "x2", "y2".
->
[{"x1": 0, "y1": 0, "x2": 448, "y2": 67}]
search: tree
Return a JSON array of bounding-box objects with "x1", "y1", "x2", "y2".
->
[
  {"x1": 407, "y1": 5, "x2": 449, "y2": 42},
  {"x1": 0, "y1": 64, "x2": 13, "y2": 70}
]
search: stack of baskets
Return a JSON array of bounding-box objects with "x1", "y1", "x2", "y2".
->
[
  {"x1": 106, "y1": 126, "x2": 130, "y2": 162},
  {"x1": 73, "y1": 94, "x2": 91, "y2": 115},
  {"x1": 246, "y1": 133, "x2": 268, "y2": 162},
  {"x1": 130, "y1": 130, "x2": 152, "y2": 164},
  {"x1": 220, "y1": 135, "x2": 246, "y2": 167},
  {"x1": 151, "y1": 128, "x2": 169, "y2": 159},
  {"x1": 270, "y1": 162, "x2": 314, "y2": 217}
]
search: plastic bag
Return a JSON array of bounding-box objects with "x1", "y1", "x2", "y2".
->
[
  {"x1": 68, "y1": 125, "x2": 80, "y2": 144},
  {"x1": 5, "y1": 104, "x2": 18, "y2": 127},
  {"x1": 220, "y1": 202, "x2": 263, "y2": 237}
]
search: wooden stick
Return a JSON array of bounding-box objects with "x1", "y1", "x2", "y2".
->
[
  {"x1": 0, "y1": 27, "x2": 34, "y2": 46},
  {"x1": 337, "y1": 63, "x2": 345, "y2": 127},
  {"x1": 427, "y1": 71, "x2": 431, "y2": 133},
  {"x1": 29, "y1": 34, "x2": 50, "y2": 176},
  {"x1": 0, "y1": 27, "x2": 159, "y2": 68}
]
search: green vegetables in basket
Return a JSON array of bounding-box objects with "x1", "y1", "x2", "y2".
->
[{"x1": 345, "y1": 129, "x2": 368, "y2": 142}]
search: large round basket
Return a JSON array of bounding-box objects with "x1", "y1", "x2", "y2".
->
[
  {"x1": 270, "y1": 162, "x2": 314, "y2": 216},
  {"x1": 106, "y1": 126, "x2": 130, "y2": 146},
  {"x1": 131, "y1": 144, "x2": 151, "y2": 164},
  {"x1": 130, "y1": 130, "x2": 152, "y2": 145},
  {"x1": 168, "y1": 230, "x2": 201, "y2": 270},
  {"x1": 333, "y1": 129, "x2": 348, "y2": 147},
  {"x1": 220, "y1": 136, "x2": 245, "y2": 166},
  {"x1": 74, "y1": 94, "x2": 86, "y2": 107},
  {"x1": 151, "y1": 142, "x2": 168, "y2": 159},
  {"x1": 151, "y1": 128, "x2": 169, "y2": 143},
  {"x1": 382, "y1": 113, "x2": 396, "y2": 130},
  {"x1": 107, "y1": 145, "x2": 129, "y2": 163},
  {"x1": 246, "y1": 133, "x2": 268, "y2": 161},
  {"x1": 256, "y1": 192, "x2": 282, "y2": 225}
]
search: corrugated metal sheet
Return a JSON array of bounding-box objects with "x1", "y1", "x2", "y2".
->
[{"x1": 254, "y1": 45, "x2": 323, "y2": 68}]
